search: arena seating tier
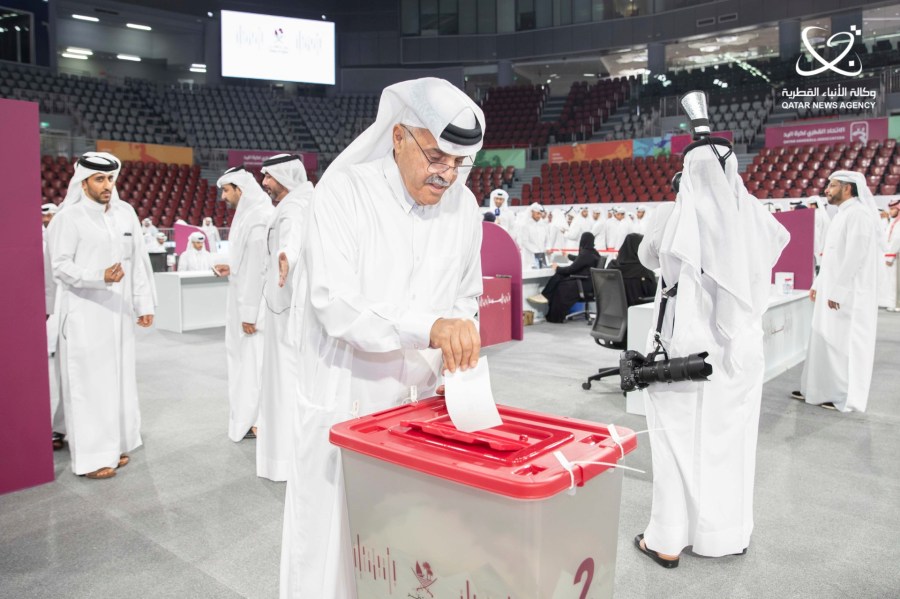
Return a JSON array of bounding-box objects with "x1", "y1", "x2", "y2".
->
[
  {"x1": 741, "y1": 139, "x2": 900, "y2": 199},
  {"x1": 511, "y1": 155, "x2": 681, "y2": 206}
]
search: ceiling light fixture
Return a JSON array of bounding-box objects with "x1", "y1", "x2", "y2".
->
[
  {"x1": 189, "y1": 67, "x2": 206, "y2": 73},
  {"x1": 61, "y1": 52, "x2": 88, "y2": 60},
  {"x1": 72, "y1": 14, "x2": 99, "y2": 22},
  {"x1": 117, "y1": 54, "x2": 141, "y2": 61},
  {"x1": 66, "y1": 47, "x2": 93, "y2": 55},
  {"x1": 127, "y1": 23, "x2": 151, "y2": 31}
]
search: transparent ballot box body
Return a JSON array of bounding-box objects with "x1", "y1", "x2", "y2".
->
[{"x1": 330, "y1": 398, "x2": 637, "y2": 599}]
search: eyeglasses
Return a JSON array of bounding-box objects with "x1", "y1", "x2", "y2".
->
[{"x1": 401, "y1": 125, "x2": 473, "y2": 175}]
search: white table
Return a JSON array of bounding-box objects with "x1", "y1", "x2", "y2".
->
[
  {"x1": 522, "y1": 268, "x2": 556, "y2": 323},
  {"x1": 154, "y1": 272, "x2": 228, "y2": 332},
  {"x1": 625, "y1": 289, "x2": 813, "y2": 415}
]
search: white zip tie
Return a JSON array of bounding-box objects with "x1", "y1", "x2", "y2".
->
[
  {"x1": 553, "y1": 450, "x2": 647, "y2": 495},
  {"x1": 350, "y1": 400, "x2": 360, "y2": 419}
]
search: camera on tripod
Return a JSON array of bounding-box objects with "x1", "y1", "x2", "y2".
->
[{"x1": 618, "y1": 349, "x2": 713, "y2": 392}]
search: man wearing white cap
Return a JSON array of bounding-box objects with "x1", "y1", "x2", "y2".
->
[
  {"x1": 520, "y1": 202, "x2": 549, "y2": 269},
  {"x1": 489, "y1": 188, "x2": 511, "y2": 232},
  {"x1": 793, "y1": 171, "x2": 880, "y2": 412},
  {"x1": 280, "y1": 77, "x2": 485, "y2": 598},
  {"x1": 46, "y1": 152, "x2": 157, "y2": 479},
  {"x1": 213, "y1": 166, "x2": 273, "y2": 441},
  {"x1": 632, "y1": 206, "x2": 649, "y2": 235},
  {"x1": 201, "y1": 216, "x2": 221, "y2": 251},
  {"x1": 605, "y1": 206, "x2": 633, "y2": 251},
  {"x1": 635, "y1": 100, "x2": 789, "y2": 567},
  {"x1": 256, "y1": 153, "x2": 314, "y2": 482},
  {"x1": 148, "y1": 232, "x2": 168, "y2": 253},
  {"x1": 590, "y1": 206, "x2": 607, "y2": 249},
  {"x1": 177, "y1": 232, "x2": 213, "y2": 272},
  {"x1": 878, "y1": 198, "x2": 900, "y2": 311}
]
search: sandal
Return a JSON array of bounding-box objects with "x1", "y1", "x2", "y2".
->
[
  {"x1": 118, "y1": 454, "x2": 130, "y2": 468},
  {"x1": 52, "y1": 433, "x2": 65, "y2": 451},
  {"x1": 84, "y1": 467, "x2": 117, "y2": 480},
  {"x1": 244, "y1": 427, "x2": 257, "y2": 439},
  {"x1": 634, "y1": 534, "x2": 679, "y2": 568}
]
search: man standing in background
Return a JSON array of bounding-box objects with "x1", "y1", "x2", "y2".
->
[
  {"x1": 47, "y1": 152, "x2": 156, "y2": 479},
  {"x1": 256, "y1": 154, "x2": 314, "y2": 481},
  {"x1": 794, "y1": 171, "x2": 880, "y2": 412},
  {"x1": 214, "y1": 166, "x2": 273, "y2": 441}
]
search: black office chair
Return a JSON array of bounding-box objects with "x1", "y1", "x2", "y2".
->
[
  {"x1": 582, "y1": 268, "x2": 629, "y2": 390},
  {"x1": 566, "y1": 255, "x2": 608, "y2": 323}
]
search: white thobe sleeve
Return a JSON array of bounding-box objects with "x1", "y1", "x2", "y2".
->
[
  {"x1": 43, "y1": 239, "x2": 56, "y2": 315},
  {"x1": 638, "y1": 203, "x2": 674, "y2": 270},
  {"x1": 446, "y1": 214, "x2": 482, "y2": 322},
  {"x1": 828, "y1": 211, "x2": 876, "y2": 305},
  {"x1": 277, "y1": 210, "x2": 303, "y2": 273},
  {"x1": 129, "y1": 213, "x2": 157, "y2": 316},
  {"x1": 48, "y1": 213, "x2": 108, "y2": 289},
  {"x1": 886, "y1": 227, "x2": 900, "y2": 265},
  {"x1": 236, "y1": 224, "x2": 267, "y2": 324}
]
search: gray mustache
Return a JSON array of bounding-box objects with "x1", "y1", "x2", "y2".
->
[{"x1": 425, "y1": 175, "x2": 450, "y2": 188}]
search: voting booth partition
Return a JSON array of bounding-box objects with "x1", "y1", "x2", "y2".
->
[
  {"x1": 0, "y1": 99, "x2": 55, "y2": 495},
  {"x1": 332, "y1": 398, "x2": 636, "y2": 599},
  {"x1": 480, "y1": 222, "x2": 523, "y2": 343}
]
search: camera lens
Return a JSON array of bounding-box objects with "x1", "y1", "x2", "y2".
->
[{"x1": 636, "y1": 351, "x2": 712, "y2": 385}]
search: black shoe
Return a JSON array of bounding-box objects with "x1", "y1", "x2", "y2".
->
[
  {"x1": 243, "y1": 428, "x2": 257, "y2": 439},
  {"x1": 820, "y1": 402, "x2": 837, "y2": 411},
  {"x1": 790, "y1": 390, "x2": 804, "y2": 400},
  {"x1": 634, "y1": 534, "x2": 679, "y2": 569}
]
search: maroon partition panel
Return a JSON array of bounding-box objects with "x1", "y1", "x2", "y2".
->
[
  {"x1": 479, "y1": 277, "x2": 512, "y2": 347},
  {"x1": 0, "y1": 99, "x2": 55, "y2": 495},
  {"x1": 773, "y1": 208, "x2": 816, "y2": 290},
  {"x1": 480, "y1": 222, "x2": 523, "y2": 341}
]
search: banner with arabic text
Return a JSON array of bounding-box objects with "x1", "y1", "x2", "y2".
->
[
  {"x1": 764, "y1": 118, "x2": 888, "y2": 147},
  {"x1": 227, "y1": 149, "x2": 318, "y2": 172}
]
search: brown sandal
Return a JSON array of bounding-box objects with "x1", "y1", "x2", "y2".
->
[
  {"x1": 118, "y1": 455, "x2": 130, "y2": 468},
  {"x1": 84, "y1": 467, "x2": 117, "y2": 479},
  {"x1": 52, "y1": 433, "x2": 65, "y2": 451}
]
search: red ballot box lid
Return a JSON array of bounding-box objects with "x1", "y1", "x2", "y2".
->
[{"x1": 330, "y1": 398, "x2": 637, "y2": 500}]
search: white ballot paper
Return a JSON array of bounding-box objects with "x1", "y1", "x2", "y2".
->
[{"x1": 443, "y1": 356, "x2": 503, "y2": 432}]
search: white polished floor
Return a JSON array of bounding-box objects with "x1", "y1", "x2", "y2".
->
[{"x1": 2, "y1": 313, "x2": 899, "y2": 598}]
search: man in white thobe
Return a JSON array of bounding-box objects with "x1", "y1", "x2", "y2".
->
[
  {"x1": 213, "y1": 166, "x2": 273, "y2": 441},
  {"x1": 42, "y1": 202, "x2": 66, "y2": 450},
  {"x1": 280, "y1": 77, "x2": 485, "y2": 599},
  {"x1": 148, "y1": 232, "x2": 167, "y2": 253},
  {"x1": 562, "y1": 206, "x2": 590, "y2": 250},
  {"x1": 606, "y1": 207, "x2": 633, "y2": 251},
  {"x1": 632, "y1": 206, "x2": 649, "y2": 235},
  {"x1": 808, "y1": 198, "x2": 831, "y2": 272},
  {"x1": 489, "y1": 188, "x2": 511, "y2": 232},
  {"x1": 201, "y1": 216, "x2": 221, "y2": 251},
  {"x1": 256, "y1": 154, "x2": 314, "y2": 481},
  {"x1": 519, "y1": 202, "x2": 548, "y2": 270},
  {"x1": 177, "y1": 232, "x2": 213, "y2": 272},
  {"x1": 636, "y1": 135, "x2": 789, "y2": 565},
  {"x1": 796, "y1": 171, "x2": 880, "y2": 412},
  {"x1": 877, "y1": 198, "x2": 900, "y2": 311},
  {"x1": 141, "y1": 218, "x2": 158, "y2": 250},
  {"x1": 590, "y1": 207, "x2": 607, "y2": 250},
  {"x1": 46, "y1": 152, "x2": 157, "y2": 479}
]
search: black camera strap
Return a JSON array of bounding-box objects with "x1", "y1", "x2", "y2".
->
[{"x1": 653, "y1": 276, "x2": 679, "y2": 360}]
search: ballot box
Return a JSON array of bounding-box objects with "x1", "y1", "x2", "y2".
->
[
  {"x1": 331, "y1": 399, "x2": 636, "y2": 599},
  {"x1": 478, "y1": 276, "x2": 512, "y2": 347}
]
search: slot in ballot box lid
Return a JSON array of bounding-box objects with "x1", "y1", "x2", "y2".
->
[{"x1": 330, "y1": 398, "x2": 636, "y2": 500}]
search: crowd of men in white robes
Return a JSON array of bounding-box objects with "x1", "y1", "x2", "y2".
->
[{"x1": 38, "y1": 80, "x2": 894, "y2": 594}]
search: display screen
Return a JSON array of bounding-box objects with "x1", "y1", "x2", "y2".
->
[{"x1": 220, "y1": 10, "x2": 335, "y2": 85}]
